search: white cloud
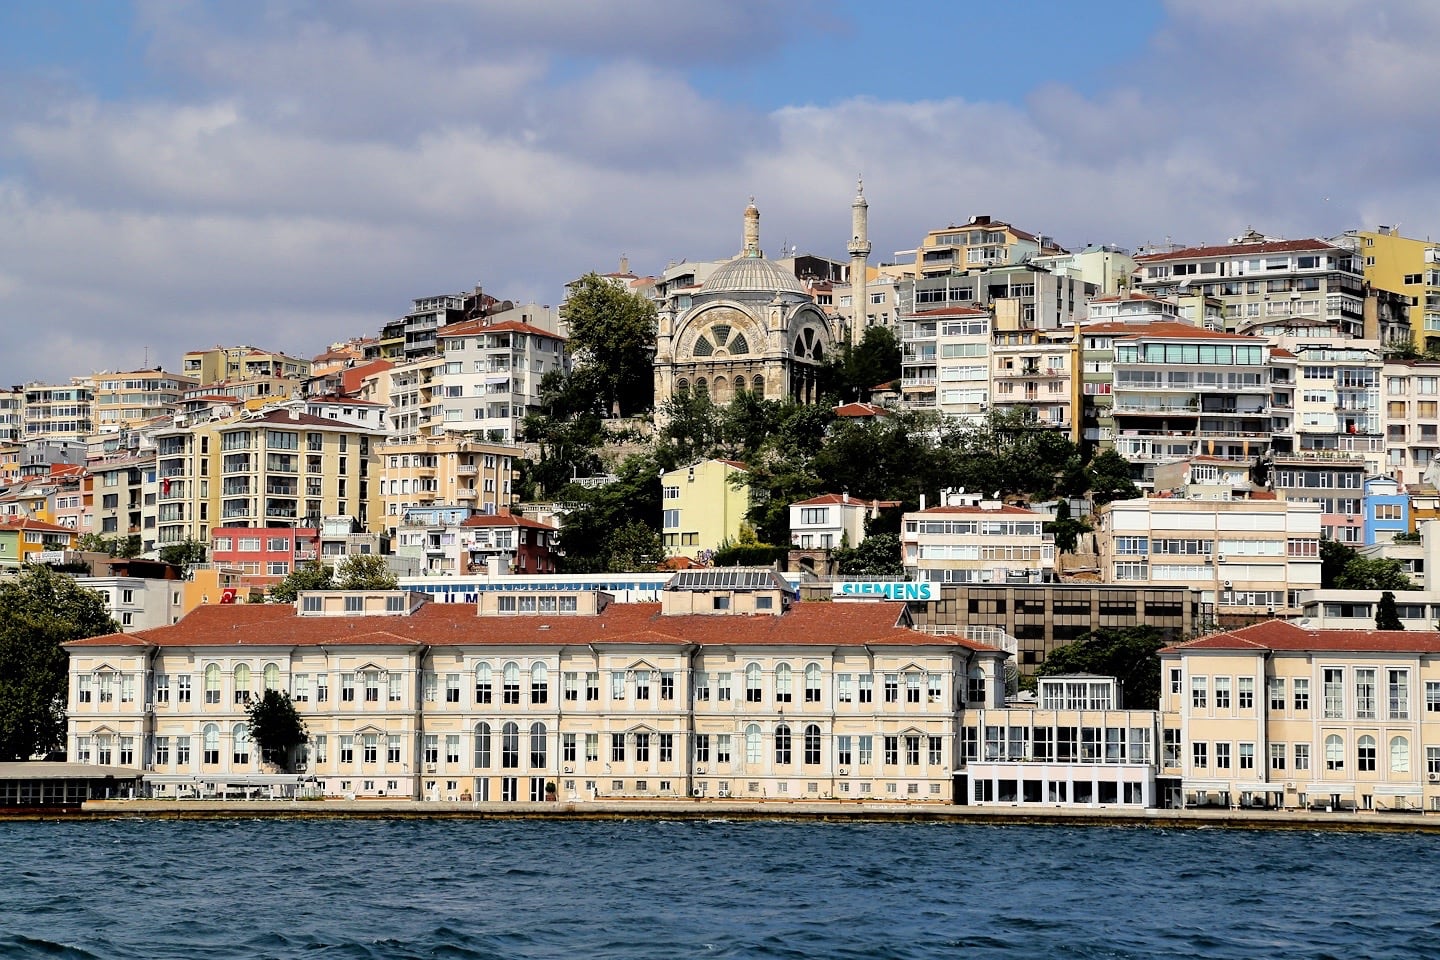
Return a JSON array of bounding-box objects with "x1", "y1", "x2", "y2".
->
[{"x1": 2, "y1": 1, "x2": 1440, "y2": 384}]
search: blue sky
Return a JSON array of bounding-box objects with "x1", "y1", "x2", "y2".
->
[{"x1": 1, "y1": 0, "x2": 1437, "y2": 384}]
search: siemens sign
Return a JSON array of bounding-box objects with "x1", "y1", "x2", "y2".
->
[{"x1": 831, "y1": 581, "x2": 934, "y2": 601}]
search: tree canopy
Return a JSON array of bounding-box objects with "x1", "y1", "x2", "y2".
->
[
  {"x1": 561, "y1": 273, "x2": 658, "y2": 418},
  {"x1": 1320, "y1": 538, "x2": 1415, "y2": 591},
  {"x1": 245, "y1": 689, "x2": 309, "y2": 771},
  {"x1": 1035, "y1": 625, "x2": 1168, "y2": 710},
  {"x1": 1376, "y1": 590, "x2": 1404, "y2": 630},
  {"x1": 267, "y1": 555, "x2": 398, "y2": 602},
  {"x1": 830, "y1": 533, "x2": 906, "y2": 578},
  {"x1": 0, "y1": 565, "x2": 120, "y2": 760}
]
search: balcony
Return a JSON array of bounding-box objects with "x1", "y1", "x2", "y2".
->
[
  {"x1": 456, "y1": 464, "x2": 478, "y2": 476},
  {"x1": 454, "y1": 487, "x2": 477, "y2": 500}
]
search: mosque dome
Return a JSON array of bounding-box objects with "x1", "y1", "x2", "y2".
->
[{"x1": 703, "y1": 256, "x2": 808, "y2": 297}]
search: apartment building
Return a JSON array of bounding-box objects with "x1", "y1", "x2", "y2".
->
[
  {"x1": 0, "y1": 517, "x2": 77, "y2": 569},
  {"x1": 0, "y1": 388, "x2": 24, "y2": 444},
  {"x1": 661, "y1": 459, "x2": 752, "y2": 556},
  {"x1": 902, "y1": 497, "x2": 1054, "y2": 586},
  {"x1": 433, "y1": 317, "x2": 569, "y2": 443},
  {"x1": 1135, "y1": 231, "x2": 1368, "y2": 337},
  {"x1": 154, "y1": 408, "x2": 384, "y2": 546},
  {"x1": 181, "y1": 346, "x2": 309, "y2": 400},
  {"x1": 989, "y1": 327, "x2": 1076, "y2": 434},
  {"x1": 1380, "y1": 359, "x2": 1440, "y2": 486},
  {"x1": 210, "y1": 526, "x2": 318, "y2": 579},
  {"x1": 385, "y1": 355, "x2": 444, "y2": 443},
  {"x1": 394, "y1": 511, "x2": 558, "y2": 577},
  {"x1": 1343, "y1": 226, "x2": 1440, "y2": 350},
  {"x1": 788, "y1": 494, "x2": 893, "y2": 552},
  {"x1": 1263, "y1": 453, "x2": 1367, "y2": 544},
  {"x1": 1160, "y1": 621, "x2": 1440, "y2": 813},
  {"x1": 376, "y1": 437, "x2": 520, "y2": 538},
  {"x1": 63, "y1": 571, "x2": 1008, "y2": 803},
  {"x1": 374, "y1": 294, "x2": 469, "y2": 363},
  {"x1": 1094, "y1": 497, "x2": 1322, "y2": 620},
  {"x1": 90, "y1": 370, "x2": 197, "y2": 431},
  {"x1": 899, "y1": 306, "x2": 991, "y2": 417},
  {"x1": 23, "y1": 381, "x2": 94, "y2": 442},
  {"x1": 88, "y1": 451, "x2": 157, "y2": 547}
]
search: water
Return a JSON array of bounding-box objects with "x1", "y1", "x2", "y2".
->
[{"x1": 1, "y1": 819, "x2": 1437, "y2": 959}]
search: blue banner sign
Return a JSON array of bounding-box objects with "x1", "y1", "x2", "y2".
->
[{"x1": 831, "y1": 581, "x2": 934, "y2": 601}]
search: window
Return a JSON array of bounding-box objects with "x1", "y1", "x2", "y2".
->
[
  {"x1": 660, "y1": 672, "x2": 675, "y2": 701},
  {"x1": 694, "y1": 734, "x2": 711, "y2": 764},
  {"x1": 585, "y1": 733, "x2": 598, "y2": 762},
  {"x1": 530, "y1": 723, "x2": 547, "y2": 768},
  {"x1": 745, "y1": 663, "x2": 762, "y2": 703},
  {"x1": 503, "y1": 662, "x2": 520, "y2": 704},
  {"x1": 859, "y1": 674, "x2": 873, "y2": 703},
  {"x1": 774, "y1": 664, "x2": 792, "y2": 703},
  {"x1": 202, "y1": 724, "x2": 220, "y2": 765},
  {"x1": 531, "y1": 663, "x2": 548, "y2": 704},
  {"x1": 423, "y1": 735, "x2": 438, "y2": 765},
  {"x1": 611, "y1": 733, "x2": 625, "y2": 764},
  {"x1": 774, "y1": 724, "x2": 792, "y2": 764},
  {"x1": 1294, "y1": 678, "x2": 1310, "y2": 712},
  {"x1": 884, "y1": 674, "x2": 899, "y2": 704},
  {"x1": 693, "y1": 671, "x2": 710, "y2": 702},
  {"x1": 1323, "y1": 669, "x2": 1343, "y2": 718},
  {"x1": 358, "y1": 673, "x2": 372, "y2": 703},
  {"x1": 232, "y1": 724, "x2": 250, "y2": 765},
  {"x1": 1427, "y1": 681, "x2": 1440, "y2": 713},
  {"x1": 1169, "y1": 668, "x2": 1181, "y2": 695},
  {"x1": 1190, "y1": 676, "x2": 1207, "y2": 709},
  {"x1": 502, "y1": 722, "x2": 520, "y2": 768},
  {"x1": 804, "y1": 664, "x2": 821, "y2": 703},
  {"x1": 388, "y1": 735, "x2": 402, "y2": 764},
  {"x1": 837, "y1": 674, "x2": 852, "y2": 703},
  {"x1": 1214, "y1": 677, "x2": 1230, "y2": 709},
  {"x1": 745, "y1": 725, "x2": 761, "y2": 764},
  {"x1": 716, "y1": 734, "x2": 731, "y2": 764},
  {"x1": 1214, "y1": 742, "x2": 1230, "y2": 769},
  {"x1": 659, "y1": 733, "x2": 673, "y2": 763},
  {"x1": 364, "y1": 734, "x2": 378, "y2": 764},
  {"x1": 1325, "y1": 734, "x2": 1344, "y2": 770},
  {"x1": 803, "y1": 725, "x2": 821, "y2": 765},
  {"x1": 906, "y1": 673, "x2": 921, "y2": 704},
  {"x1": 1238, "y1": 743, "x2": 1254, "y2": 770},
  {"x1": 858, "y1": 736, "x2": 873, "y2": 766},
  {"x1": 563, "y1": 671, "x2": 578, "y2": 702},
  {"x1": 1390, "y1": 735, "x2": 1410, "y2": 773},
  {"x1": 586, "y1": 672, "x2": 600, "y2": 702},
  {"x1": 1388, "y1": 669, "x2": 1409, "y2": 719},
  {"x1": 1192, "y1": 742, "x2": 1207, "y2": 768},
  {"x1": 475, "y1": 663, "x2": 492, "y2": 704},
  {"x1": 634, "y1": 670, "x2": 650, "y2": 701},
  {"x1": 1294, "y1": 743, "x2": 1310, "y2": 771},
  {"x1": 1357, "y1": 734, "x2": 1376, "y2": 772},
  {"x1": 611, "y1": 671, "x2": 626, "y2": 701},
  {"x1": 204, "y1": 664, "x2": 220, "y2": 704},
  {"x1": 1268, "y1": 677, "x2": 1285, "y2": 711},
  {"x1": 1355, "y1": 668, "x2": 1376, "y2": 719},
  {"x1": 1269, "y1": 743, "x2": 1286, "y2": 771},
  {"x1": 715, "y1": 671, "x2": 731, "y2": 702},
  {"x1": 883, "y1": 736, "x2": 898, "y2": 766}
]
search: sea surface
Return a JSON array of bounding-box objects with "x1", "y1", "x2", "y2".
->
[{"x1": 1, "y1": 818, "x2": 1437, "y2": 959}]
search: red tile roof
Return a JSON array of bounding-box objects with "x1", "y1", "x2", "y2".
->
[
  {"x1": 65, "y1": 599, "x2": 1002, "y2": 651},
  {"x1": 1135, "y1": 238, "x2": 1339, "y2": 263},
  {"x1": 1088, "y1": 292, "x2": 1163, "y2": 304},
  {"x1": 791, "y1": 493, "x2": 901, "y2": 508},
  {"x1": 0, "y1": 517, "x2": 77, "y2": 534},
  {"x1": 1165, "y1": 620, "x2": 1440, "y2": 654},
  {"x1": 437, "y1": 318, "x2": 566, "y2": 341},
  {"x1": 459, "y1": 514, "x2": 556, "y2": 532},
  {"x1": 833, "y1": 402, "x2": 892, "y2": 418}
]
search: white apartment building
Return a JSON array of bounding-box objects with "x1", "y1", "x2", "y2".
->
[
  {"x1": 1381, "y1": 359, "x2": 1440, "y2": 486},
  {"x1": 434, "y1": 318, "x2": 568, "y2": 443},
  {"x1": 903, "y1": 497, "x2": 1054, "y2": 585},
  {"x1": 1094, "y1": 497, "x2": 1323, "y2": 618},
  {"x1": 788, "y1": 493, "x2": 892, "y2": 552},
  {"x1": 899, "y1": 307, "x2": 991, "y2": 418}
]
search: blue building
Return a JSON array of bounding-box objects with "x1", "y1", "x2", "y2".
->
[{"x1": 1361, "y1": 475, "x2": 1409, "y2": 545}]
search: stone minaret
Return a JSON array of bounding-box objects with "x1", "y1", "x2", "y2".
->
[
  {"x1": 847, "y1": 177, "x2": 871, "y2": 346},
  {"x1": 743, "y1": 196, "x2": 761, "y2": 258}
]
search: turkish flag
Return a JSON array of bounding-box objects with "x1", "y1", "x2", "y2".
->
[
  {"x1": 162, "y1": 477, "x2": 172, "y2": 494},
  {"x1": 219, "y1": 588, "x2": 237, "y2": 604}
]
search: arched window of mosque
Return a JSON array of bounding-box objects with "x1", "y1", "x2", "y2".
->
[
  {"x1": 676, "y1": 379, "x2": 689, "y2": 395},
  {"x1": 713, "y1": 376, "x2": 728, "y2": 401},
  {"x1": 696, "y1": 378, "x2": 709, "y2": 398},
  {"x1": 704, "y1": 324, "x2": 750, "y2": 357},
  {"x1": 793, "y1": 327, "x2": 824, "y2": 361},
  {"x1": 752, "y1": 374, "x2": 765, "y2": 395},
  {"x1": 694, "y1": 336, "x2": 715, "y2": 357}
]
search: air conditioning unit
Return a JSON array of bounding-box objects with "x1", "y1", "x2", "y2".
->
[
  {"x1": 563, "y1": 766, "x2": 573, "y2": 774},
  {"x1": 143, "y1": 701, "x2": 153, "y2": 712},
  {"x1": 1430, "y1": 773, "x2": 1439, "y2": 783},
  {"x1": 695, "y1": 766, "x2": 706, "y2": 774},
  {"x1": 377, "y1": 789, "x2": 386, "y2": 797},
  {"x1": 717, "y1": 786, "x2": 731, "y2": 798},
  {"x1": 1222, "y1": 580, "x2": 1232, "y2": 589},
  {"x1": 692, "y1": 787, "x2": 705, "y2": 797},
  {"x1": 838, "y1": 767, "x2": 849, "y2": 776},
  {"x1": 1284, "y1": 781, "x2": 1295, "y2": 790},
  {"x1": 1216, "y1": 555, "x2": 1226, "y2": 563},
  {"x1": 425, "y1": 764, "x2": 437, "y2": 774}
]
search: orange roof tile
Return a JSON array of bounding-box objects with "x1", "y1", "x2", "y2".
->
[
  {"x1": 1165, "y1": 620, "x2": 1440, "y2": 654},
  {"x1": 833, "y1": 402, "x2": 892, "y2": 418},
  {"x1": 792, "y1": 494, "x2": 901, "y2": 508},
  {"x1": 437, "y1": 318, "x2": 566, "y2": 341},
  {"x1": 459, "y1": 514, "x2": 556, "y2": 532},
  {"x1": 65, "y1": 600, "x2": 1003, "y2": 652},
  {"x1": 1135, "y1": 238, "x2": 1339, "y2": 263}
]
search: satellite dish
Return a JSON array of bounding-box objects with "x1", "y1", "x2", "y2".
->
[{"x1": 957, "y1": 487, "x2": 965, "y2": 494}]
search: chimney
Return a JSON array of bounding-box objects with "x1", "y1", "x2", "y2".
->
[
  {"x1": 619, "y1": 255, "x2": 630, "y2": 274},
  {"x1": 919, "y1": 493, "x2": 926, "y2": 511},
  {"x1": 842, "y1": 492, "x2": 849, "y2": 504}
]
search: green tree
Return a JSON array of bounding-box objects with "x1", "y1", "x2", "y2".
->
[
  {"x1": 1320, "y1": 537, "x2": 1355, "y2": 589},
  {"x1": 830, "y1": 533, "x2": 905, "y2": 577},
  {"x1": 335, "y1": 554, "x2": 398, "y2": 591},
  {"x1": 0, "y1": 566, "x2": 120, "y2": 760},
  {"x1": 245, "y1": 689, "x2": 309, "y2": 771},
  {"x1": 1085, "y1": 449, "x2": 1142, "y2": 506},
  {"x1": 520, "y1": 366, "x2": 606, "y2": 497},
  {"x1": 1321, "y1": 538, "x2": 1415, "y2": 590},
  {"x1": 561, "y1": 273, "x2": 658, "y2": 417},
  {"x1": 824, "y1": 325, "x2": 901, "y2": 401},
  {"x1": 554, "y1": 454, "x2": 664, "y2": 573},
  {"x1": 267, "y1": 560, "x2": 335, "y2": 602},
  {"x1": 159, "y1": 538, "x2": 208, "y2": 573},
  {"x1": 1036, "y1": 625, "x2": 1167, "y2": 709},
  {"x1": 657, "y1": 389, "x2": 725, "y2": 468},
  {"x1": 1047, "y1": 500, "x2": 1092, "y2": 554},
  {"x1": 1376, "y1": 590, "x2": 1404, "y2": 630},
  {"x1": 604, "y1": 521, "x2": 666, "y2": 573}
]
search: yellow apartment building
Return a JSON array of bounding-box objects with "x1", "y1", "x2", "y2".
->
[
  {"x1": 661, "y1": 459, "x2": 752, "y2": 556},
  {"x1": 377, "y1": 436, "x2": 522, "y2": 538},
  {"x1": 1347, "y1": 227, "x2": 1440, "y2": 349}
]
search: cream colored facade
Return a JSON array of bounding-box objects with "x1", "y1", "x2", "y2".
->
[
  {"x1": 1094, "y1": 496, "x2": 1322, "y2": 618},
  {"x1": 377, "y1": 436, "x2": 521, "y2": 538},
  {"x1": 64, "y1": 575, "x2": 1008, "y2": 803},
  {"x1": 182, "y1": 346, "x2": 310, "y2": 387},
  {"x1": 90, "y1": 370, "x2": 197, "y2": 431},
  {"x1": 661, "y1": 459, "x2": 752, "y2": 555},
  {"x1": 1160, "y1": 621, "x2": 1440, "y2": 813},
  {"x1": 902, "y1": 498, "x2": 1054, "y2": 585}
]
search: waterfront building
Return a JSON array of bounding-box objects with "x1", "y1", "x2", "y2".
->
[
  {"x1": 652, "y1": 199, "x2": 839, "y2": 407},
  {"x1": 1159, "y1": 620, "x2": 1440, "y2": 813},
  {"x1": 660, "y1": 459, "x2": 753, "y2": 556},
  {"x1": 902, "y1": 495, "x2": 1054, "y2": 586},
  {"x1": 1093, "y1": 496, "x2": 1322, "y2": 621},
  {"x1": 63, "y1": 570, "x2": 1007, "y2": 803},
  {"x1": 960, "y1": 674, "x2": 1159, "y2": 807}
]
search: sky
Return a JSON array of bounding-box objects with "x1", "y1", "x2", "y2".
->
[{"x1": 2, "y1": 0, "x2": 1439, "y2": 385}]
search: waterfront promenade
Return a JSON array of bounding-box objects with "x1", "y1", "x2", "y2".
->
[{"x1": 34, "y1": 798, "x2": 1440, "y2": 832}]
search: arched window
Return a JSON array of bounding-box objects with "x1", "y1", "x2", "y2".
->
[
  {"x1": 752, "y1": 374, "x2": 765, "y2": 396},
  {"x1": 501, "y1": 721, "x2": 520, "y2": 768},
  {"x1": 503, "y1": 662, "x2": 520, "y2": 704},
  {"x1": 696, "y1": 378, "x2": 708, "y2": 398},
  {"x1": 531, "y1": 663, "x2": 549, "y2": 705},
  {"x1": 263, "y1": 663, "x2": 280, "y2": 691},
  {"x1": 233, "y1": 663, "x2": 251, "y2": 703},
  {"x1": 530, "y1": 722, "x2": 547, "y2": 768},
  {"x1": 1357, "y1": 734, "x2": 1377, "y2": 772},
  {"x1": 1325, "y1": 734, "x2": 1344, "y2": 770},
  {"x1": 475, "y1": 663, "x2": 492, "y2": 704},
  {"x1": 676, "y1": 378, "x2": 690, "y2": 396},
  {"x1": 745, "y1": 724, "x2": 762, "y2": 764},
  {"x1": 202, "y1": 724, "x2": 220, "y2": 765},
  {"x1": 232, "y1": 723, "x2": 250, "y2": 765},
  {"x1": 803, "y1": 724, "x2": 821, "y2": 765},
  {"x1": 804, "y1": 663, "x2": 822, "y2": 703},
  {"x1": 1390, "y1": 735, "x2": 1410, "y2": 773},
  {"x1": 745, "y1": 663, "x2": 763, "y2": 703},
  {"x1": 474, "y1": 722, "x2": 491, "y2": 769},
  {"x1": 774, "y1": 663, "x2": 793, "y2": 703},
  {"x1": 774, "y1": 723, "x2": 792, "y2": 765},
  {"x1": 713, "y1": 376, "x2": 728, "y2": 402},
  {"x1": 204, "y1": 663, "x2": 221, "y2": 704}
]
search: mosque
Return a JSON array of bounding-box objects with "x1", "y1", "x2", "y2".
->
[{"x1": 652, "y1": 184, "x2": 872, "y2": 406}]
